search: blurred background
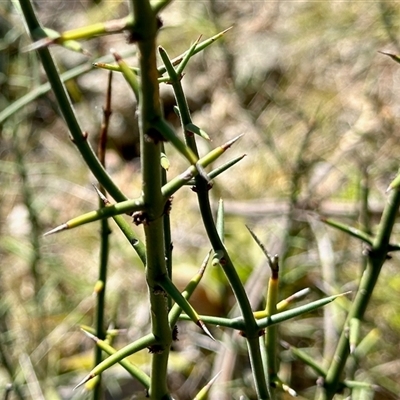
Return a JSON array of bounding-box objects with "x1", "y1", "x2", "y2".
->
[{"x1": 1, "y1": 1, "x2": 400, "y2": 399}]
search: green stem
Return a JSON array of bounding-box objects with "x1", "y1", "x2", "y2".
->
[
  {"x1": 93, "y1": 71, "x2": 113, "y2": 399},
  {"x1": 322, "y1": 188, "x2": 400, "y2": 399},
  {"x1": 158, "y1": 275, "x2": 212, "y2": 338},
  {"x1": 196, "y1": 182, "x2": 269, "y2": 399},
  {"x1": 94, "y1": 185, "x2": 147, "y2": 265},
  {"x1": 168, "y1": 252, "x2": 210, "y2": 327},
  {"x1": 56, "y1": 16, "x2": 133, "y2": 42},
  {"x1": 179, "y1": 292, "x2": 344, "y2": 330},
  {"x1": 265, "y1": 258, "x2": 279, "y2": 389},
  {"x1": 82, "y1": 330, "x2": 151, "y2": 390},
  {"x1": 78, "y1": 254, "x2": 209, "y2": 389},
  {"x1": 161, "y1": 147, "x2": 173, "y2": 310},
  {"x1": 131, "y1": 0, "x2": 172, "y2": 398},
  {"x1": 94, "y1": 28, "x2": 231, "y2": 78},
  {"x1": 320, "y1": 217, "x2": 372, "y2": 245},
  {"x1": 75, "y1": 334, "x2": 157, "y2": 389},
  {"x1": 159, "y1": 39, "x2": 268, "y2": 398},
  {"x1": 45, "y1": 136, "x2": 241, "y2": 236},
  {"x1": 93, "y1": 215, "x2": 109, "y2": 400},
  {"x1": 157, "y1": 46, "x2": 199, "y2": 158},
  {"x1": 17, "y1": 0, "x2": 127, "y2": 203}
]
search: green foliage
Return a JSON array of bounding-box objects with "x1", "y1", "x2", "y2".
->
[{"x1": 2, "y1": 1, "x2": 400, "y2": 399}]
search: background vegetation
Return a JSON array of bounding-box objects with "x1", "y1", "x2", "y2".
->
[{"x1": 1, "y1": 1, "x2": 400, "y2": 399}]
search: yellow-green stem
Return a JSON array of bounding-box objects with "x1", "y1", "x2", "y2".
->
[{"x1": 131, "y1": 0, "x2": 172, "y2": 398}]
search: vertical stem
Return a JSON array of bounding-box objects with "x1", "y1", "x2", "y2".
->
[
  {"x1": 161, "y1": 146, "x2": 173, "y2": 311},
  {"x1": 160, "y1": 39, "x2": 268, "y2": 398},
  {"x1": 93, "y1": 71, "x2": 113, "y2": 399},
  {"x1": 92, "y1": 214, "x2": 110, "y2": 400},
  {"x1": 130, "y1": 1, "x2": 172, "y2": 398},
  {"x1": 265, "y1": 258, "x2": 279, "y2": 395},
  {"x1": 196, "y1": 185, "x2": 269, "y2": 399},
  {"x1": 322, "y1": 188, "x2": 400, "y2": 399}
]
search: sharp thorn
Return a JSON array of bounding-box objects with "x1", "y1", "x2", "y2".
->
[
  {"x1": 197, "y1": 320, "x2": 215, "y2": 341},
  {"x1": 22, "y1": 37, "x2": 55, "y2": 52},
  {"x1": 73, "y1": 373, "x2": 93, "y2": 390},
  {"x1": 92, "y1": 184, "x2": 109, "y2": 204},
  {"x1": 221, "y1": 26, "x2": 233, "y2": 35},
  {"x1": 292, "y1": 287, "x2": 310, "y2": 299},
  {"x1": 198, "y1": 250, "x2": 212, "y2": 275},
  {"x1": 210, "y1": 27, "x2": 233, "y2": 41},
  {"x1": 201, "y1": 371, "x2": 221, "y2": 392},
  {"x1": 378, "y1": 50, "x2": 394, "y2": 57},
  {"x1": 43, "y1": 223, "x2": 68, "y2": 237},
  {"x1": 208, "y1": 370, "x2": 222, "y2": 385},
  {"x1": 80, "y1": 328, "x2": 98, "y2": 342},
  {"x1": 222, "y1": 134, "x2": 244, "y2": 150}
]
